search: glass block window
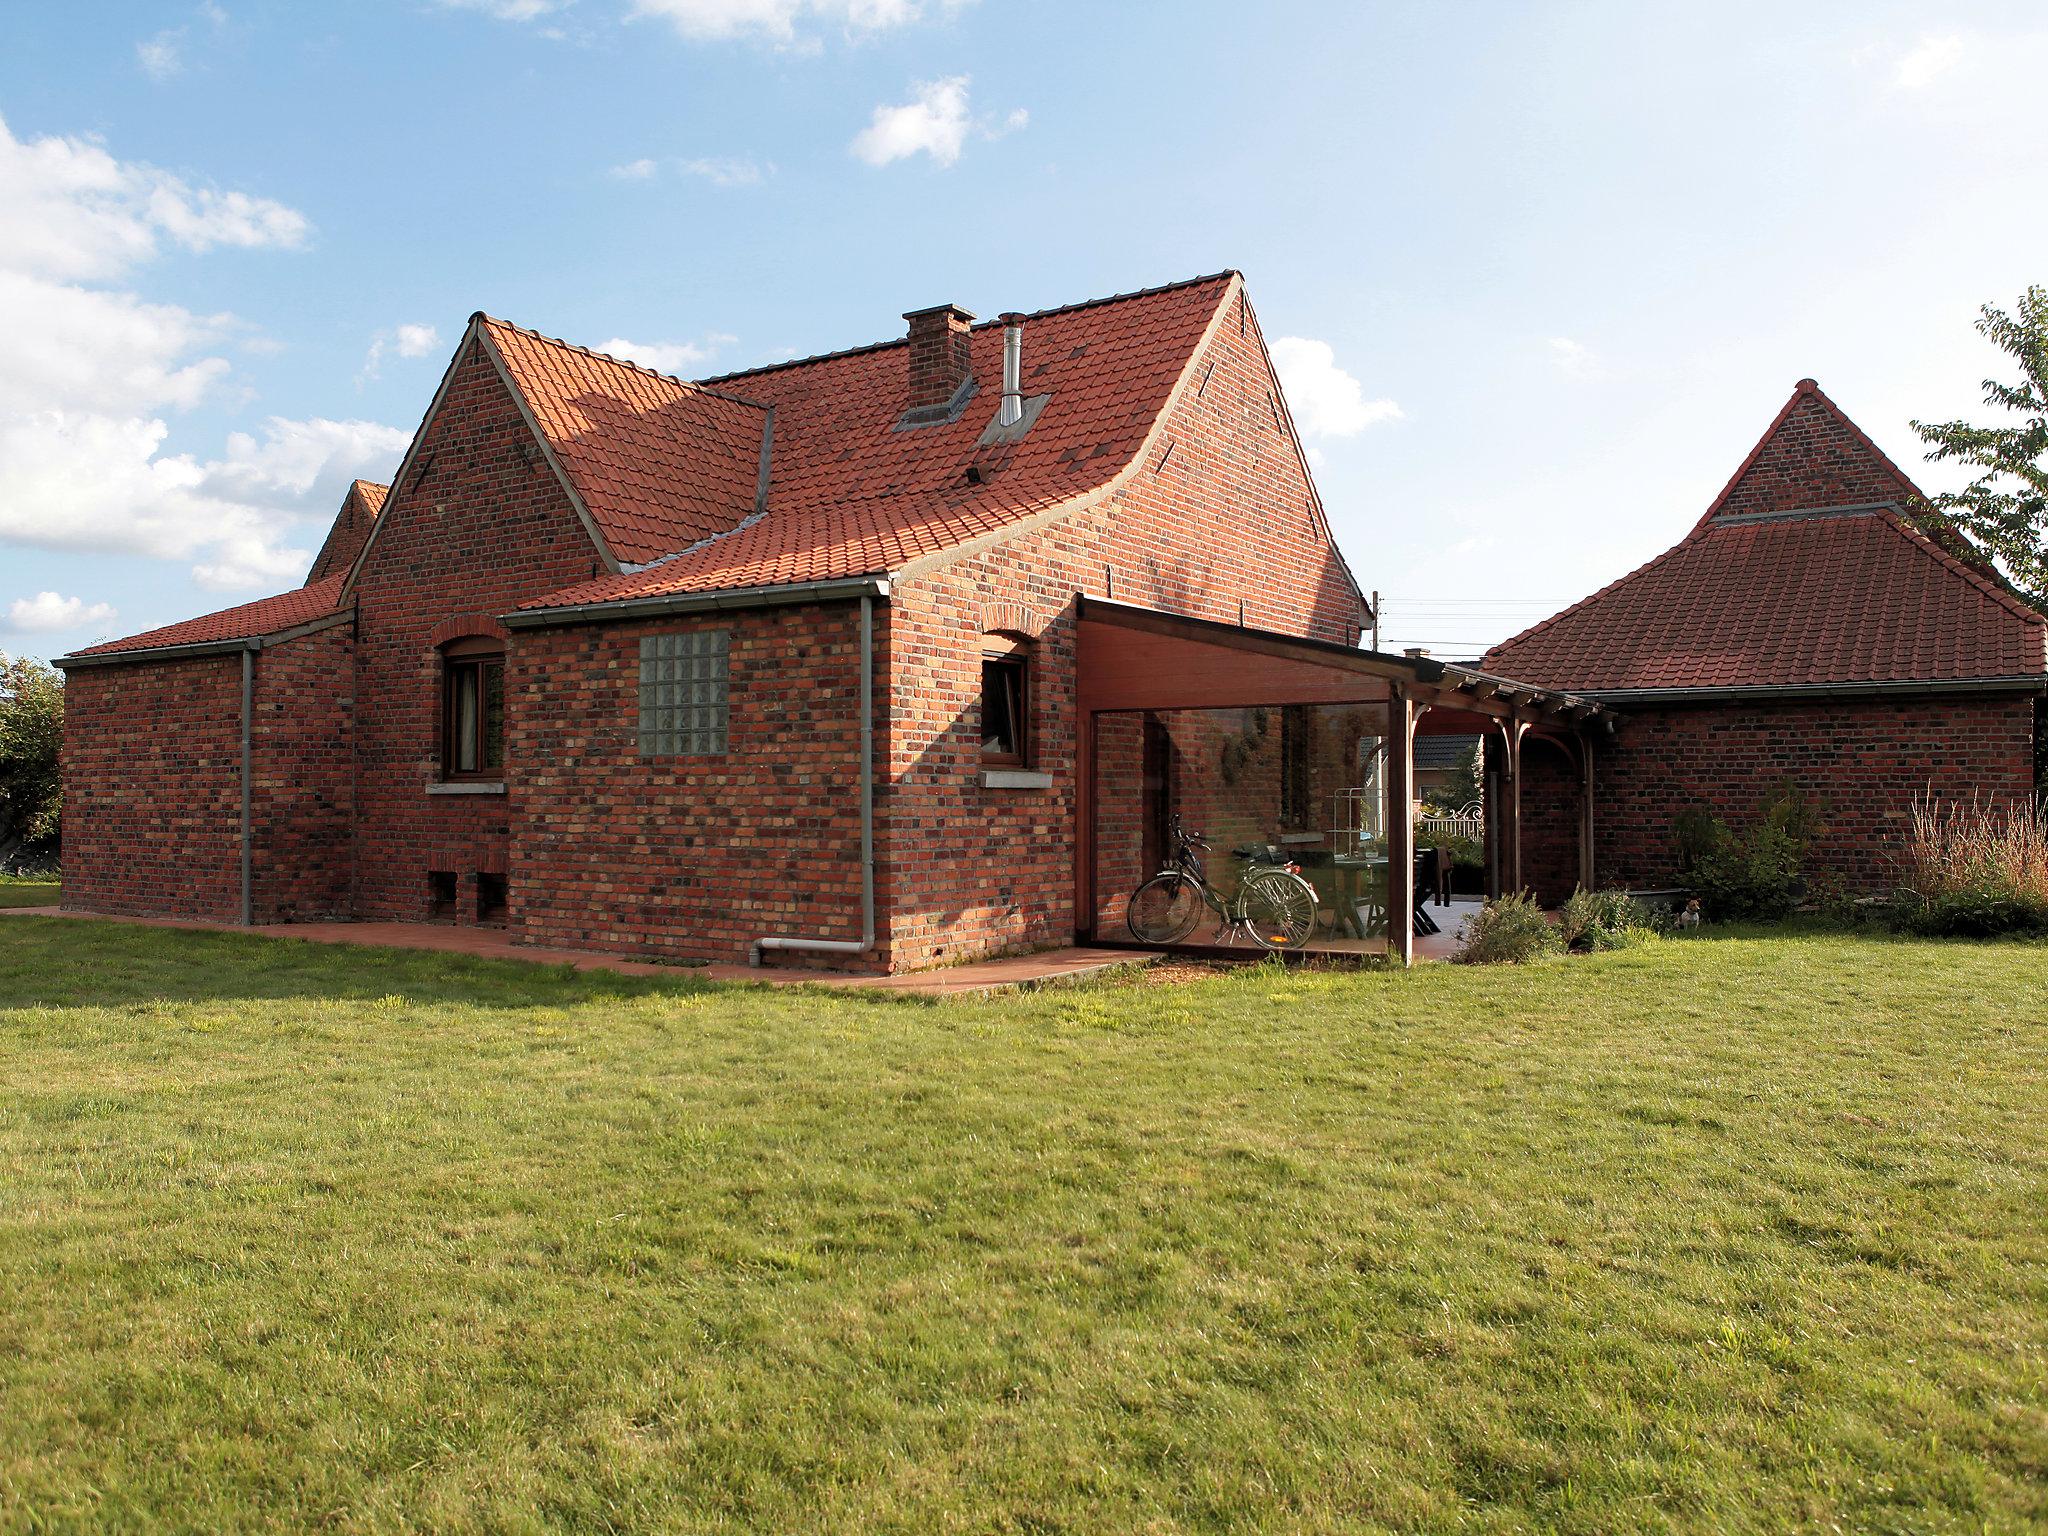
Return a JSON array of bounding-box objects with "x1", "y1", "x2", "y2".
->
[{"x1": 639, "y1": 630, "x2": 729, "y2": 756}]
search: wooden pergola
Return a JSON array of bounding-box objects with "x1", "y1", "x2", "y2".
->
[{"x1": 1074, "y1": 597, "x2": 1618, "y2": 963}]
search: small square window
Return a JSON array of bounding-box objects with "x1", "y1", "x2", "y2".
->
[{"x1": 639, "y1": 630, "x2": 729, "y2": 756}]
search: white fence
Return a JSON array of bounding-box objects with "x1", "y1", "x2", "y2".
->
[{"x1": 1418, "y1": 803, "x2": 1484, "y2": 844}]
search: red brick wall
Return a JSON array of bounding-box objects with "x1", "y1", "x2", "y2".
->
[
  {"x1": 884, "y1": 289, "x2": 1365, "y2": 967},
  {"x1": 249, "y1": 624, "x2": 355, "y2": 921},
  {"x1": 1712, "y1": 390, "x2": 1911, "y2": 519},
  {"x1": 1518, "y1": 694, "x2": 2038, "y2": 898},
  {"x1": 347, "y1": 337, "x2": 605, "y2": 925},
  {"x1": 60, "y1": 655, "x2": 243, "y2": 920},
  {"x1": 1516, "y1": 734, "x2": 1584, "y2": 907},
  {"x1": 508, "y1": 602, "x2": 871, "y2": 965}
]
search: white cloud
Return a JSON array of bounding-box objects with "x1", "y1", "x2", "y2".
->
[
  {"x1": 137, "y1": 32, "x2": 184, "y2": 78},
  {"x1": 0, "y1": 111, "x2": 407, "y2": 591},
  {"x1": 852, "y1": 76, "x2": 973, "y2": 167},
  {"x1": 594, "y1": 334, "x2": 734, "y2": 376},
  {"x1": 0, "y1": 111, "x2": 307, "y2": 282},
  {"x1": 1894, "y1": 33, "x2": 1966, "y2": 89},
  {"x1": 1268, "y1": 337, "x2": 1403, "y2": 438},
  {"x1": 679, "y1": 155, "x2": 767, "y2": 186},
  {"x1": 436, "y1": 0, "x2": 568, "y2": 20},
  {"x1": 358, "y1": 322, "x2": 444, "y2": 383},
  {"x1": 629, "y1": 0, "x2": 962, "y2": 44},
  {"x1": 1546, "y1": 336, "x2": 1602, "y2": 379},
  {"x1": 5, "y1": 591, "x2": 117, "y2": 633},
  {"x1": 0, "y1": 412, "x2": 408, "y2": 592},
  {"x1": 393, "y1": 323, "x2": 439, "y2": 358},
  {"x1": 611, "y1": 155, "x2": 769, "y2": 186}
]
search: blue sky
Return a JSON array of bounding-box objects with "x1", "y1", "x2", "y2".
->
[{"x1": 2, "y1": 0, "x2": 2043, "y2": 661}]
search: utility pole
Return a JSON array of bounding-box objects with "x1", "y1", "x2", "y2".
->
[{"x1": 1370, "y1": 590, "x2": 1381, "y2": 652}]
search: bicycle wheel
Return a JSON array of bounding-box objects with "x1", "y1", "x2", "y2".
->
[
  {"x1": 1239, "y1": 869, "x2": 1319, "y2": 951},
  {"x1": 1127, "y1": 872, "x2": 1206, "y2": 945}
]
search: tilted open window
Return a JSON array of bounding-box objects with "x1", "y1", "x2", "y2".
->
[
  {"x1": 980, "y1": 640, "x2": 1030, "y2": 768},
  {"x1": 441, "y1": 637, "x2": 504, "y2": 780}
]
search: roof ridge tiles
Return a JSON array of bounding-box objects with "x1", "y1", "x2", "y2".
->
[
  {"x1": 694, "y1": 270, "x2": 1240, "y2": 386},
  {"x1": 472, "y1": 313, "x2": 770, "y2": 409}
]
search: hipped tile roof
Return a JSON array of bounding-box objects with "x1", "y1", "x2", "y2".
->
[{"x1": 1485, "y1": 381, "x2": 2046, "y2": 691}]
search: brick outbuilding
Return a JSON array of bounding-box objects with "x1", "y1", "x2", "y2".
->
[
  {"x1": 1486, "y1": 379, "x2": 2048, "y2": 903},
  {"x1": 57, "y1": 272, "x2": 1416, "y2": 970}
]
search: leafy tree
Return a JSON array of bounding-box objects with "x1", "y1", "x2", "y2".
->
[
  {"x1": 0, "y1": 653, "x2": 63, "y2": 869},
  {"x1": 1446, "y1": 739, "x2": 1484, "y2": 809},
  {"x1": 1911, "y1": 286, "x2": 2048, "y2": 607}
]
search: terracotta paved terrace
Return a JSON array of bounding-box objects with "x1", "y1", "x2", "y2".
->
[{"x1": 0, "y1": 903, "x2": 1473, "y2": 990}]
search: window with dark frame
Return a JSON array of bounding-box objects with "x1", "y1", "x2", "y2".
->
[
  {"x1": 981, "y1": 650, "x2": 1029, "y2": 766},
  {"x1": 1279, "y1": 704, "x2": 1311, "y2": 829},
  {"x1": 441, "y1": 638, "x2": 505, "y2": 780}
]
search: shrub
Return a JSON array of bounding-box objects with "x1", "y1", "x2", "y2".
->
[
  {"x1": 1557, "y1": 886, "x2": 1659, "y2": 951},
  {"x1": 1672, "y1": 783, "x2": 1822, "y2": 922},
  {"x1": 1454, "y1": 892, "x2": 1560, "y2": 965},
  {"x1": 1894, "y1": 796, "x2": 2048, "y2": 937}
]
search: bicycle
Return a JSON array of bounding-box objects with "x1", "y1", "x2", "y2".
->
[{"x1": 1126, "y1": 815, "x2": 1320, "y2": 950}]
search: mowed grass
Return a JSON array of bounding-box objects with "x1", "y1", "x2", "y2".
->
[
  {"x1": 1, "y1": 920, "x2": 2044, "y2": 1534},
  {"x1": 0, "y1": 878, "x2": 58, "y2": 909}
]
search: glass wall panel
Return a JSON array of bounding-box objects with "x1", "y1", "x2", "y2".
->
[{"x1": 1092, "y1": 702, "x2": 1392, "y2": 954}]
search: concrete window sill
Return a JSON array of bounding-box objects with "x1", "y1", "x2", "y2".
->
[
  {"x1": 981, "y1": 769, "x2": 1053, "y2": 790},
  {"x1": 426, "y1": 781, "x2": 507, "y2": 796}
]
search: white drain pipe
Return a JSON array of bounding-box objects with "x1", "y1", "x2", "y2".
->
[{"x1": 750, "y1": 593, "x2": 876, "y2": 966}]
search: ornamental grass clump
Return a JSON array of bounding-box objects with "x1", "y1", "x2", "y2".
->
[
  {"x1": 1454, "y1": 891, "x2": 1561, "y2": 964},
  {"x1": 1557, "y1": 886, "x2": 1661, "y2": 952},
  {"x1": 1896, "y1": 795, "x2": 2048, "y2": 937}
]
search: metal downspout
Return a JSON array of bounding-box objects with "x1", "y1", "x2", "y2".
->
[
  {"x1": 750, "y1": 595, "x2": 876, "y2": 966},
  {"x1": 240, "y1": 643, "x2": 255, "y2": 927}
]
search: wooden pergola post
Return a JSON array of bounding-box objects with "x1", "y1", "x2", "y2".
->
[
  {"x1": 1387, "y1": 684, "x2": 1415, "y2": 965},
  {"x1": 1505, "y1": 717, "x2": 1526, "y2": 895}
]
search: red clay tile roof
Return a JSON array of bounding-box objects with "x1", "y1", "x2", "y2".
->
[
  {"x1": 71, "y1": 574, "x2": 349, "y2": 658},
  {"x1": 480, "y1": 318, "x2": 769, "y2": 566},
  {"x1": 518, "y1": 272, "x2": 1237, "y2": 610},
  {"x1": 1485, "y1": 381, "x2": 2047, "y2": 691}
]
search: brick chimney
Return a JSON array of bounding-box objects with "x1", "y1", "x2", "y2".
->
[{"x1": 903, "y1": 303, "x2": 976, "y2": 411}]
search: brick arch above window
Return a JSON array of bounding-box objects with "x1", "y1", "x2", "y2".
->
[
  {"x1": 978, "y1": 601, "x2": 1046, "y2": 641},
  {"x1": 428, "y1": 614, "x2": 512, "y2": 651}
]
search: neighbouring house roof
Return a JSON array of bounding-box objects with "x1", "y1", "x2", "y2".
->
[
  {"x1": 517, "y1": 271, "x2": 1240, "y2": 610},
  {"x1": 1415, "y1": 734, "x2": 1478, "y2": 771},
  {"x1": 67, "y1": 574, "x2": 349, "y2": 659},
  {"x1": 1484, "y1": 380, "x2": 2048, "y2": 693},
  {"x1": 305, "y1": 480, "x2": 390, "y2": 584}
]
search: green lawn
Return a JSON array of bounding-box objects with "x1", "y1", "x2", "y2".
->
[
  {"x1": 1, "y1": 920, "x2": 2044, "y2": 1534},
  {"x1": 0, "y1": 878, "x2": 58, "y2": 909}
]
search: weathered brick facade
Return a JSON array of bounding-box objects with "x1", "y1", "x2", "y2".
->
[{"x1": 61, "y1": 655, "x2": 245, "y2": 920}]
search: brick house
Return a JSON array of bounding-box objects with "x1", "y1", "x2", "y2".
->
[
  {"x1": 57, "y1": 272, "x2": 1401, "y2": 970},
  {"x1": 1486, "y1": 378, "x2": 2048, "y2": 903}
]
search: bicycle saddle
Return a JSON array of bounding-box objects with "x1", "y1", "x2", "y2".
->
[{"x1": 1233, "y1": 843, "x2": 1290, "y2": 864}]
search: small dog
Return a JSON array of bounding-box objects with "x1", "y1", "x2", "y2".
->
[{"x1": 1675, "y1": 898, "x2": 1703, "y2": 931}]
